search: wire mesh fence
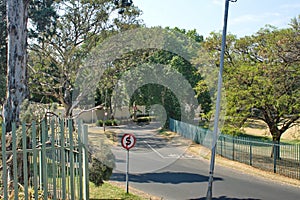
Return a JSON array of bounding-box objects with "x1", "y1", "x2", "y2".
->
[{"x1": 169, "y1": 118, "x2": 300, "y2": 180}]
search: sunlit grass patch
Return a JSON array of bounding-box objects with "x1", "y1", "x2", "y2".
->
[{"x1": 89, "y1": 182, "x2": 145, "y2": 200}]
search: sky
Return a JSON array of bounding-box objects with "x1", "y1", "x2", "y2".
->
[{"x1": 133, "y1": 0, "x2": 300, "y2": 38}]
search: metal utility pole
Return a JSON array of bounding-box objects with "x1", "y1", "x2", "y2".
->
[{"x1": 206, "y1": 0, "x2": 237, "y2": 199}]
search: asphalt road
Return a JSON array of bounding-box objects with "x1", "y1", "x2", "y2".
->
[{"x1": 94, "y1": 123, "x2": 300, "y2": 200}]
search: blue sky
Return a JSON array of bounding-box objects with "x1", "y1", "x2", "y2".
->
[{"x1": 134, "y1": 0, "x2": 300, "y2": 38}]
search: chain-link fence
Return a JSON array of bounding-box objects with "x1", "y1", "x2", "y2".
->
[{"x1": 169, "y1": 118, "x2": 300, "y2": 180}]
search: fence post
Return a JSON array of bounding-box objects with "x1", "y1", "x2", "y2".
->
[
  {"x1": 12, "y1": 123, "x2": 18, "y2": 200},
  {"x1": 1, "y1": 123, "x2": 8, "y2": 200},
  {"x1": 220, "y1": 135, "x2": 223, "y2": 156},
  {"x1": 68, "y1": 119, "x2": 75, "y2": 200},
  {"x1": 224, "y1": 136, "x2": 226, "y2": 158},
  {"x1": 22, "y1": 123, "x2": 29, "y2": 200},
  {"x1": 78, "y1": 121, "x2": 84, "y2": 200},
  {"x1": 249, "y1": 141, "x2": 252, "y2": 166},
  {"x1": 41, "y1": 121, "x2": 48, "y2": 199},
  {"x1": 295, "y1": 144, "x2": 300, "y2": 179},
  {"x1": 50, "y1": 120, "x2": 57, "y2": 199},
  {"x1": 32, "y1": 121, "x2": 39, "y2": 200},
  {"x1": 273, "y1": 143, "x2": 277, "y2": 173},
  {"x1": 82, "y1": 124, "x2": 89, "y2": 200},
  {"x1": 60, "y1": 120, "x2": 66, "y2": 200},
  {"x1": 232, "y1": 137, "x2": 235, "y2": 160}
]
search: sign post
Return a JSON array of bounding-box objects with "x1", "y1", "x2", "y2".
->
[
  {"x1": 125, "y1": 149, "x2": 130, "y2": 193},
  {"x1": 121, "y1": 133, "x2": 136, "y2": 193}
]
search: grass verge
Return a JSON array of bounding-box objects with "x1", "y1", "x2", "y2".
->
[
  {"x1": 89, "y1": 182, "x2": 146, "y2": 200},
  {"x1": 159, "y1": 129, "x2": 300, "y2": 188}
]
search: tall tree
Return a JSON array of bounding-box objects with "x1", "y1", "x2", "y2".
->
[
  {"x1": 95, "y1": 27, "x2": 208, "y2": 124},
  {"x1": 0, "y1": 0, "x2": 58, "y2": 127},
  {"x1": 0, "y1": 0, "x2": 6, "y2": 102},
  {"x1": 2, "y1": 0, "x2": 30, "y2": 131},
  {"x1": 202, "y1": 17, "x2": 300, "y2": 158},
  {"x1": 28, "y1": 0, "x2": 142, "y2": 117}
]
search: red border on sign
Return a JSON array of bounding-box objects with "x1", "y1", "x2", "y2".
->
[{"x1": 121, "y1": 133, "x2": 136, "y2": 150}]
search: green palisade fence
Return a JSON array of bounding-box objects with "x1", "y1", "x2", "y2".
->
[
  {"x1": 169, "y1": 118, "x2": 300, "y2": 180},
  {"x1": 0, "y1": 119, "x2": 89, "y2": 200}
]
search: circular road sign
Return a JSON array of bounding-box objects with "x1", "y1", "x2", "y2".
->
[{"x1": 121, "y1": 134, "x2": 136, "y2": 150}]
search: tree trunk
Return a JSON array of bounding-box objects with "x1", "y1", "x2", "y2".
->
[
  {"x1": 2, "y1": 0, "x2": 29, "y2": 186},
  {"x1": 271, "y1": 133, "x2": 281, "y2": 160},
  {"x1": 64, "y1": 102, "x2": 72, "y2": 118},
  {"x1": 2, "y1": 0, "x2": 29, "y2": 132}
]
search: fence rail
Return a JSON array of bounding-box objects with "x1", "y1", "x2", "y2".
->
[
  {"x1": 0, "y1": 119, "x2": 89, "y2": 200},
  {"x1": 169, "y1": 118, "x2": 300, "y2": 180}
]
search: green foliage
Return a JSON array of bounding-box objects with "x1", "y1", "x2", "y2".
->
[
  {"x1": 20, "y1": 99, "x2": 47, "y2": 123},
  {"x1": 88, "y1": 141, "x2": 115, "y2": 186},
  {"x1": 95, "y1": 119, "x2": 103, "y2": 127},
  {"x1": 221, "y1": 125, "x2": 244, "y2": 136},
  {"x1": 89, "y1": 156, "x2": 114, "y2": 186},
  {"x1": 28, "y1": 0, "x2": 58, "y2": 39},
  {"x1": 95, "y1": 27, "x2": 207, "y2": 125},
  {"x1": 28, "y1": 0, "x2": 142, "y2": 116},
  {"x1": 201, "y1": 16, "x2": 300, "y2": 142},
  {"x1": 89, "y1": 182, "x2": 144, "y2": 200},
  {"x1": 96, "y1": 119, "x2": 118, "y2": 127},
  {"x1": 194, "y1": 80, "x2": 213, "y2": 122},
  {"x1": 106, "y1": 119, "x2": 118, "y2": 126},
  {"x1": 168, "y1": 27, "x2": 204, "y2": 43},
  {"x1": 129, "y1": 83, "x2": 182, "y2": 123}
]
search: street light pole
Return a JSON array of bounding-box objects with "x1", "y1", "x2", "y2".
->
[{"x1": 206, "y1": 0, "x2": 236, "y2": 200}]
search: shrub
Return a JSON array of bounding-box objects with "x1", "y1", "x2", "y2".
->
[
  {"x1": 105, "y1": 120, "x2": 112, "y2": 126},
  {"x1": 96, "y1": 119, "x2": 104, "y2": 127},
  {"x1": 96, "y1": 119, "x2": 118, "y2": 127},
  {"x1": 88, "y1": 141, "x2": 115, "y2": 186},
  {"x1": 89, "y1": 157, "x2": 114, "y2": 186}
]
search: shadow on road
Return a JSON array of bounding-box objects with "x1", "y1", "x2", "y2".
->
[
  {"x1": 190, "y1": 197, "x2": 261, "y2": 200},
  {"x1": 110, "y1": 171, "x2": 223, "y2": 184}
]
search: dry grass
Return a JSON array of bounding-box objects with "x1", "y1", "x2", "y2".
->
[
  {"x1": 108, "y1": 181, "x2": 163, "y2": 200},
  {"x1": 158, "y1": 128, "x2": 300, "y2": 188},
  {"x1": 89, "y1": 181, "x2": 148, "y2": 200},
  {"x1": 243, "y1": 119, "x2": 300, "y2": 141},
  {"x1": 187, "y1": 142, "x2": 300, "y2": 188}
]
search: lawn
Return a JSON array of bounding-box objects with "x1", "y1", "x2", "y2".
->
[{"x1": 89, "y1": 182, "x2": 146, "y2": 200}]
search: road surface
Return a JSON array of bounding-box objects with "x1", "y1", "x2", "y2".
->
[{"x1": 90, "y1": 123, "x2": 300, "y2": 200}]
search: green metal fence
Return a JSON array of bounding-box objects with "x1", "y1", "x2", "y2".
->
[
  {"x1": 169, "y1": 118, "x2": 300, "y2": 180},
  {"x1": 0, "y1": 119, "x2": 89, "y2": 200}
]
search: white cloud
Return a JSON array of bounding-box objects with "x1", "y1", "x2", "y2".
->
[
  {"x1": 212, "y1": 0, "x2": 223, "y2": 6},
  {"x1": 280, "y1": 3, "x2": 300, "y2": 9},
  {"x1": 230, "y1": 12, "x2": 281, "y2": 26}
]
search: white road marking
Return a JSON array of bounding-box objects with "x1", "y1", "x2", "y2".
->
[
  {"x1": 143, "y1": 140, "x2": 166, "y2": 158},
  {"x1": 143, "y1": 141, "x2": 201, "y2": 160}
]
